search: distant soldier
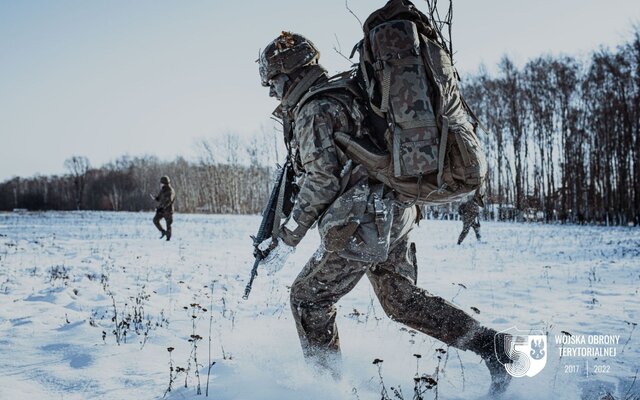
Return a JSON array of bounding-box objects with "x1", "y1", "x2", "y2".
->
[
  {"x1": 151, "y1": 176, "x2": 175, "y2": 241},
  {"x1": 457, "y1": 191, "x2": 484, "y2": 244}
]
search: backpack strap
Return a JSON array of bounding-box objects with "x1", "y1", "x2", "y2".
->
[
  {"x1": 436, "y1": 116, "x2": 449, "y2": 187},
  {"x1": 460, "y1": 95, "x2": 492, "y2": 135},
  {"x1": 282, "y1": 65, "x2": 328, "y2": 111},
  {"x1": 380, "y1": 64, "x2": 392, "y2": 113},
  {"x1": 297, "y1": 70, "x2": 363, "y2": 111},
  {"x1": 359, "y1": 56, "x2": 386, "y2": 118}
]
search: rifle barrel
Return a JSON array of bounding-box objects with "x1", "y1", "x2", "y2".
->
[{"x1": 242, "y1": 256, "x2": 262, "y2": 300}]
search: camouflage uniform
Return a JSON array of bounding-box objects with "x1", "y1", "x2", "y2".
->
[
  {"x1": 153, "y1": 177, "x2": 175, "y2": 240},
  {"x1": 260, "y1": 31, "x2": 509, "y2": 392},
  {"x1": 279, "y1": 90, "x2": 488, "y2": 373},
  {"x1": 457, "y1": 199, "x2": 481, "y2": 244}
]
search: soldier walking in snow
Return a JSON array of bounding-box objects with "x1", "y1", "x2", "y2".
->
[
  {"x1": 457, "y1": 191, "x2": 483, "y2": 244},
  {"x1": 256, "y1": 30, "x2": 512, "y2": 394},
  {"x1": 151, "y1": 175, "x2": 175, "y2": 241}
]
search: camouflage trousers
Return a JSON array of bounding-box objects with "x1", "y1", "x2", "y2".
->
[
  {"x1": 458, "y1": 219, "x2": 481, "y2": 244},
  {"x1": 290, "y1": 205, "x2": 482, "y2": 372},
  {"x1": 153, "y1": 209, "x2": 173, "y2": 237}
]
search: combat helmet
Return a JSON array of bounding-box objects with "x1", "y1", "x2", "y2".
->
[
  {"x1": 160, "y1": 176, "x2": 170, "y2": 185},
  {"x1": 258, "y1": 32, "x2": 320, "y2": 87}
]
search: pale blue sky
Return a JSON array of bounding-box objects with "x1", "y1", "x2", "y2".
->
[{"x1": 0, "y1": 0, "x2": 637, "y2": 180}]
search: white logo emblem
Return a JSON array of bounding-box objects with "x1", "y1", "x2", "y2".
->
[{"x1": 495, "y1": 327, "x2": 547, "y2": 378}]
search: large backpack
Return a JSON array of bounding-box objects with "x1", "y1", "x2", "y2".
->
[{"x1": 332, "y1": 0, "x2": 487, "y2": 206}]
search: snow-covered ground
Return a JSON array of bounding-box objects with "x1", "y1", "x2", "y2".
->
[{"x1": 0, "y1": 211, "x2": 638, "y2": 400}]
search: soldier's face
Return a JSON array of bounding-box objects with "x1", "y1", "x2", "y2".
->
[{"x1": 267, "y1": 74, "x2": 289, "y2": 101}]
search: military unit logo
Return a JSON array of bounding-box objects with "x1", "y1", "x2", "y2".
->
[{"x1": 495, "y1": 327, "x2": 547, "y2": 378}]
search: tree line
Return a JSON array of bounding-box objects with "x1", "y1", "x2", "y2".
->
[
  {"x1": 463, "y1": 29, "x2": 639, "y2": 225},
  {"x1": 0, "y1": 133, "x2": 280, "y2": 215},
  {"x1": 1, "y1": 30, "x2": 638, "y2": 225}
]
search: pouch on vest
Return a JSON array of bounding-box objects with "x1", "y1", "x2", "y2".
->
[
  {"x1": 341, "y1": 183, "x2": 394, "y2": 262},
  {"x1": 318, "y1": 177, "x2": 369, "y2": 253},
  {"x1": 318, "y1": 181, "x2": 393, "y2": 263}
]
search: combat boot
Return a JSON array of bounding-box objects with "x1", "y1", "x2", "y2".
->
[
  {"x1": 462, "y1": 326, "x2": 512, "y2": 395},
  {"x1": 484, "y1": 347, "x2": 512, "y2": 395},
  {"x1": 159, "y1": 230, "x2": 166, "y2": 239}
]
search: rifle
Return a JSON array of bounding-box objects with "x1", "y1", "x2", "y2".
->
[{"x1": 243, "y1": 160, "x2": 296, "y2": 300}]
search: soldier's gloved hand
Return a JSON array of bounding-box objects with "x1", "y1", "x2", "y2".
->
[
  {"x1": 258, "y1": 237, "x2": 295, "y2": 275},
  {"x1": 256, "y1": 236, "x2": 277, "y2": 256}
]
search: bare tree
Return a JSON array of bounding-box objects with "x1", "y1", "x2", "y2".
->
[{"x1": 64, "y1": 155, "x2": 91, "y2": 210}]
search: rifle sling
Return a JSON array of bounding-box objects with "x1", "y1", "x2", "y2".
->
[{"x1": 272, "y1": 163, "x2": 290, "y2": 238}]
